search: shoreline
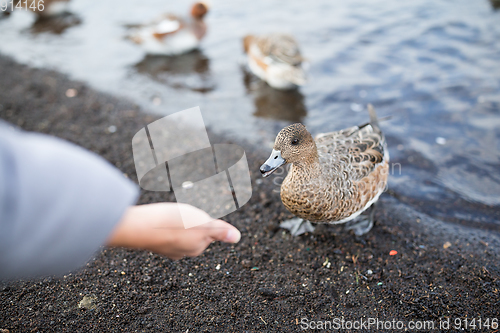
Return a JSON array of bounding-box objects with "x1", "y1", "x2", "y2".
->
[{"x1": 1, "y1": 54, "x2": 499, "y2": 332}]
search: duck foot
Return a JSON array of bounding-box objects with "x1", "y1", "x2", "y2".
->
[
  {"x1": 344, "y1": 206, "x2": 375, "y2": 236},
  {"x1": 280, "y1": 218, "x2": 315, "y2": 236}
]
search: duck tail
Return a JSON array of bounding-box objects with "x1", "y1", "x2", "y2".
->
[
  {"x1": 367, "y1": 104, "x2": 380, "y2": 130},
  {"x1": 287, "y1": 67, "x2": 307, "y2": 86}
]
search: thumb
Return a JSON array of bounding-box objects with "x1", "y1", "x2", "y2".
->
[{"x1": 206, "y1": 219, "x2": 241, "y2": 244}]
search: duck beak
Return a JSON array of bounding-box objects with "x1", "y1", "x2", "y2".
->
[{"x1": 260, "y1": 149, "x2": 286, "y2": 178}]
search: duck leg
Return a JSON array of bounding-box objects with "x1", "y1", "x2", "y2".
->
[
  {"x1": 280, "y1": 218, "x2": 315, "y2": 236},
  {"x1": 344, "y1": 204, "x2": 376, "y2": 236}
]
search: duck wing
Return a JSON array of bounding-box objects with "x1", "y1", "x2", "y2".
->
[
  {"x1": 315, "y1": 123, "x2": 386, "y2": 181},
  {"x1": 151, "y1": 14, "x2": 184, "y2": 39},
  {"x1": 255, "y1": 33, "x2": 303, "y2": 66}
]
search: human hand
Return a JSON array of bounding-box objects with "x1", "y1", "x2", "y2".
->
[{"x1": 106, "y1": 203, "x2": 241, "y2": 260}]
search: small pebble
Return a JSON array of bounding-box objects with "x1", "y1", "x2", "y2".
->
[
  {"x1": 215, "y1": 264, "x2": 221, "y2": 270},
  {"x1": 78, "y1": 295, "x2": 97, "y2": 310},
  {"x1": 443, "y1": 241, "x2": 452, "y2": 249},
  {"x1": 367, "y1": 269, "x2": 373, "y2": 275},
  {"x1": 108, "y1": 125, "x2": 117, "y2": 133}
]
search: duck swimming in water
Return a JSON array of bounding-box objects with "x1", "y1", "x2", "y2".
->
[
  {"x1": 243, "y1": 33, "x2": 306, "y2": 90},
  {"x1": 260, "y1": 105, "x2": 389, "y2": 236},
  {"x1": 128, "y1": 2, "x2": 209, "y2": 56}
]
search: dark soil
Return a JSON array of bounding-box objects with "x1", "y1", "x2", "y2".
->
[{"x1": 0, "y1": 55, "x2": 499, "y2": 332}]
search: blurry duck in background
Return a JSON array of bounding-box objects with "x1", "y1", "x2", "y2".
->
[
  {"x1": 243, "y1": 33, "x2": 306, "y2": 90},
  {"x1": 5, "y1": 0, "x2": 79, "y2": 34},
  {"x1": 128, "y1": 2, "x2": 209, "y2": 56},
  {"x1": 260, "y1": 105, "x2": 389, "y2": 236}
]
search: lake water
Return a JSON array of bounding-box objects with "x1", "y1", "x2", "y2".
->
[{"x1": 1, "y1": 0, "x2": 499, "y2": 230}]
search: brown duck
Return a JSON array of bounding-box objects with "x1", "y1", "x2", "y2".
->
[
  {"x1": 260, "y1": 105, "x2": 389, "y2": 236},
  {"x1": 127, "y1": 2, "x2": 209, "y2": 56},
  {"x1": 243, "y1": 33, "x2": 306, "y2": 90}
]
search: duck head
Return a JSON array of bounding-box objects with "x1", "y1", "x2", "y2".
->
[
  {"x1": 260, "y1": 123, "x2": 317, "y2": 177},
  {"x1": 191, "y1": 2, "x2": 209, "y2": 19}
]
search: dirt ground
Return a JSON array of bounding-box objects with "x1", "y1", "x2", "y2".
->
[{"x1": 0, "y1": 55, "x2": 499, "y2": 332}]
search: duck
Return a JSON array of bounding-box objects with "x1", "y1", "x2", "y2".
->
[
  {"x1": 243, "y1": 33, "x2": 306, "y2": 90},
  {"x1": 13, "y1": 0, "x2": 70, "y2": 17},
  {"x1": 260, "y1": 105, "x2": 389, "y2": 236},
  {"x1": 128, "y1": 2, "x2": 209, "y2": 56}
]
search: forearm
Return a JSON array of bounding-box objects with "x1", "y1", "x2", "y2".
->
[{"x1": 106, "y1": 204, "x2": 171, "y2": 251}]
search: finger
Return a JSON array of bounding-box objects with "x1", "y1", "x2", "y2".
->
[{"x1": 204, "y1": 220, "x2": 241, "y2": 244}]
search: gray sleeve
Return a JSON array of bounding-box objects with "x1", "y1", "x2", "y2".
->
[{"x1": 0, "y1": 124, "x2": 139, "y2": 280}]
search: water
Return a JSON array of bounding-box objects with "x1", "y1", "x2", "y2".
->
[{"x1": 1, "y1": 0, "x2": 499, "y2": 230}]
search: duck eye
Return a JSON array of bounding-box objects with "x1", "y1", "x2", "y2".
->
[{"x1": 291, "y1": 138, "x2": 299, "y2": 145}]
